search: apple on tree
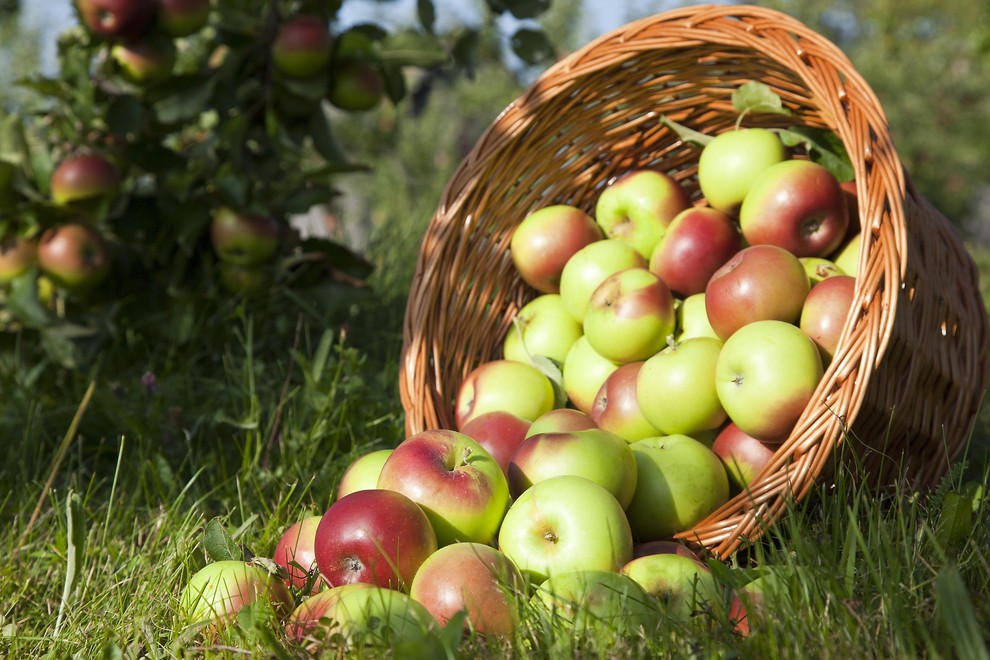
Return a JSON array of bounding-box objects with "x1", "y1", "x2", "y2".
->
[
  {"x1": 37, "y1": 223, "x2": 110, "y2": 291},
  {"x1": 328, "y1": 61, "x2": 385, "y2": 112},
  {"x1": 0, "y1": 236, "x2": 37, "y2": 283},
  {"x1": 594, "y1": 169, "x2": 692, "y2": 259},
  {"x1": 510, "y1": 205, "x2": 603, "y2": 294},
  {"x1": 336, "y1": 448, "x2": 394, "y2": 499},
  {"x1": 50, "y1": 153, "x2": 120, "y2": 210},
  {"x1": 273, "y1": 15, "x2": 333, "y2": 78},
  {"x1": 74, "y1": 0, "x2": 155, "y2": 40},
  {"x1": 583, "y1": 267, "x2": 676, "y2": 364},
  {"x1": 459, "y1": 410, "x2": 531, "y2": 478},
  {"x1": 590, "y1": 362, "x2": 661, "y2": 442},
  {"x1": 697, "y1": 127, "x2": 788, "y2": 214},
  {"x1": 502, "y1": 293, "x2": 583, "y2": 366},
  {"x1": 209, "y1": 207, "x2": 280, "y2": 266},
  {"x1": 111, "y1": 33, "x2": 177, "y2": 85},
  {"x1": 800, "y1": 275, "x2": 856, "y2": 366},
  {"x1": 649, "y1": 206, "x2": 741, "y2": 297},
  {"x1": 558, "y1": 238, "x2": 646, "y2": 323},
  {"x1": 455, "y1": 359, "x2": 555, "y2": 429},
  {"x1": 156, "y1": 0, "x2": 211, "y2": 38}
]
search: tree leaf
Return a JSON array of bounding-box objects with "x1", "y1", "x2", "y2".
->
[
  {"x1": 502, "y1": 0, "x2": 551, "y2": 20},
  {"x1": 203, "y1": 517, "x2": 241, "y2": 562},
  {"x1": 417, "y1": 0, "x2": 436, "y2": 34},
  {"x1": 7, "y1": 267, "x2": 53, "y2": 328},
  {"x1": 776, "y1": 126, "x2": 855, "y2": 182},
  {"x1": 154, "y1": 77, "x2": 217, "y2": 125},
  {"x1": 510, "y1": 28, "x2": 555, "y2": 66},
  {"x1": 310, "y1": 101, "x2": 350, "y2": 165},
  {"x1": 732, "y1": 81, "x2": 792, "y2": 117},
  {"x1": 660, "y1": 115, "x2": 713, "y2": 147}
]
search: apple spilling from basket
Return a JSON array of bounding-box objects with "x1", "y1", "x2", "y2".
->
[{"x1": 176, "y1": 122, "x2": 860, "y2": 644}]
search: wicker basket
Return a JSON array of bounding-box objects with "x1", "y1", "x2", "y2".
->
[{"x1": 398, "y1": 5, "x2": 989, "y2": 558}]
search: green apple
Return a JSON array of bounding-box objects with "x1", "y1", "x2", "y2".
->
[
  {"x1": 558, "y1": 238, "x2": 646, "y2": 322},
  {"x1": 594, "y1": 170, "x2": 692, "y2": 258},
  {"x1": 833, "y1": 232, "x2": 860, "y2": 276},
  {"x1": 525, "y1": 408, "x2": 598, "y2": 437},
  {"x1": 328, "y1": 61, "x2": 384, "y2": 112},
  {"x1": 675, "y1": 293, "x2": 718, "y2": 341},
  {"x1": 285, "y1": 583, "x2": 373, "y2": 642},
  {"x1": 337, "y1": 449, "x2": 393, "y2": 499},
  {"x1": 330, "y1": 586, "x2": 440, "y2": 646},
  {"x1": 503, "y1": 293, "x2": 583, "y2": 365},
  {"x1": 498, "y1": 475, "x2": 633, "y2": 584},
  {"x1": 179, "y1": 560, "x2": 294, "y2": 627},
  {"x1": 562, "y1": 336, "x2": 619, "y2": 415},
  {"x1": 626, "y1": 435, "x2": 729, "y2": 541},
  {"x1": 715, "y1": 319, "x2": 824, "y2": 442},
  {"x1": 583, "y1": 267, "x2": 676, "y2": 363},
  {"x1": 636, "y1": 336, "x2": 726, "y2": 436},
  {"x1": 157, "y1": 0, "x2": 211, "y2": 38},
  {"x1": 455, "y1": 359, "x2": 555, "y2": 429},
  {"x1": 532, "y1": 570, "x2": 660, "y2": 635},
  {"x1": 111, "y1": 32, "x2": 177, "y2": 85},
  {"x1": 620, "y1": 552, "x2": 718, "y2": 621},
  {"x1": 697, "y1": 128, "x2": 788, "y2": 214},
  {"x1": 510, "y1": 205, "x2": 603, "y2": 294},
  {"x1": 800, "y1": 257, "x2": 844, "y2": 285}
]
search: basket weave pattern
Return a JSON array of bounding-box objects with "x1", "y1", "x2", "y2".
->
[{"x1": 399, "y1": 5, "x2": 989, "y2": 557}]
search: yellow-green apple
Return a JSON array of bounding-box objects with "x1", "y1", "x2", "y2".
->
[
  {"x1": 502, "y1": 293, "x2": 582, "y2": 365},
  {"x1": 715, "y1": 319, "x2": 824, "y2": 441},
  {"x1": 273, "y1": 515, "x2": 323, "y2": 592},
  {"x1": 0, "y1": 236, "x2": 37, "y2": 283},
  {"x1": 561, "y1": 336, "x2": 619, "y2": 414},
  {"x1": 583, "y1": 267, "x2": 675, "y2": 363},
  {"x1": 799, "y1": 275, "x2": 856, "y2": 366},
  {"x1": 273, "y1": 15, "x2": 332, "y2": 78},
  {"x1": 711, "y1": 422, "x2": 777, "y2": 492},
  {"x1": 739, "y1": 159, "x2": 849, "y2": 258},
  {"x1": 832, "y1": 232, "x2": 860, "y2": 277},
  {"x1": 648, "y1": 206, "x2": 741, "y2": 297},
  {"x1": 178, "y1": 560, "x2": 293, "y2": 627},
  {"x1": 558, "y1": 238, "x2": 646, "y2": 322},
  {"x1": 620, "y1": 553, "x2": 718, "y2": 621},
  {"x1": 510, "y1": 205, "x2": 603, "y2": 294},
  {"x1": 636, "y1": 336, "x2": 726, "y2": 437},
  {"x1": 337, "y1": 448, "x2": 393, "y2": 499},
  {"x1": 632, "y1": 540, "x2": 705, "y2": 563},
  {"x1": 594, "y1": 170, "x2": 692, "y2": 258},
  {"x1": 74, "y1": 0, "x2": 155, "y2": 39},
  {"x1": 210, "y1": 207, "x2": 280, "y2": 266},
  {"x1": 697, "y1": 128, "x2": 788, "y2": 214},
  {"x1": 460, "y1": 411, "x2": 531, "y2": 478},
  {"x1": 455, "y1": 359, "x2": 555, "y2": 428},
  {"x1": 217, "y1": 262, "x2": 273, "y2": 295},
  {"x1": 626, "y1": 434, "x2": 729, "y2": 541},
  {"x1": 50, "y1": 153, "x2": 119, "y2": 209},
  {"x1": 285, "y1": 583, "x2": 373, "y2": 642},
  {"x1": 330, "y1": 586, "x2": 439, "y2": 646},
  {"x1": 675, "y1": 293, "x2": 718, "y2": 341},
  {"x1": 507, "y1": 427, "x2": 638, "y2": 508},
  {"x1": 376, "y1": 430, "x2": 510, "y2": 546},
  {"x1": 111, "y1": 33, "x2": 177, "y2": 84},
  {"x1": 704, "y1": 244, "x2": 810, "y2": 340},
  {"x1": 409, "y1": 542, "x2": 525, "y2": 637},
  {"x1": 801, "y1": 256, "x2": 844, "y2": 284},
  {"x1": 328, "y1": 61, "x2": 384, "y2": 112},
  {"x1": 531, "y1": 570, "x2": 660, "y2": 635},
  {"x1": 313, "y1": 489, "x2": 437, "y2": 590},
  {"x1": 37, "y1": 223, "x2": 110, "y2": 290},
  {"x1": 497, "y1": 475, "x2": 633, "y2": 584},
  {"x1": 157, "y1": 0, "x2": 211, "y2": 38},
  {"x1": 525, "y1": 408, "x2": 597, "y2": 437},
  {"x1": 590, "y1": 362, "x2": 660, "y2": 442}
]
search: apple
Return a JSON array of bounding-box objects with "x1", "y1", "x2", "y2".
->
[
  {"x1": 833, "y1": 232, "x2": 861, "y2": 277},
  {"x1": 209, "y1": 207, "x2": 280, "y2": 266},
  {"x1": 801, "y1": 256, "x2": 845, "y2": 284},
  {"x1": 711, "y1": 422, "x2": 778, "y2": 492},
  {"x1": 590, "y1": 362, "x2": 660, "y2": 442},
  {"x1": 626, "y1": 435, "x2": 729, "y2": 541},
  {"x1": 561, "y1": 336, "x2": 619, "y2": 415},
  {"x1": 636, "y1": 336, "x2": 726, "y2": 437},
  {"x1": 697, "y1": 128, "x2": 788, "y2": 214},
  {"x1": 327, "y1": 585, "x2": 440, "y2": 646},
  {"x1": 502, "y1": 293, "x2": 583, "y2": 365},
  {"x1": 37, "y1": 223, "x2": 110, "y2": 290},
  {"x1": 558, "y1": 238, "x2": 646, "y2": 323},
  {"x1": 74, "y1": 0, "x2": 155, "y2": 40},
  {"x1": 739, "y1": 159, "x2": 850, "y2": 258},
  {"x1": 704, "y1": 244, "x2": 810, "y2": 341},
  {"x1": 620, "y1": 552, "x2": 718, "y2": 621},
  {"x1": 217, "y1": 262, "x2": 273, "y2": 295},
  {"x1": 594, "y1": 170, "x2": 692, "y2": 258},
  {"x1": 498, "y1": 475, "x2": 633, "y2": 584},
  {"x1": 273, "y1": 15, "x2": 332, "y2": 78},
  {"x1": 583, "y1": 267, "x2": 676, "y2": 363},
  {"x1": 632, "y1": 540, "x2": 706, "y2": 563},
  {"x1": 156, "y1": 0, "x2": 211, "y2": 38},
  {"x1": 800, "y1": 275, "x2": 856, "y2": 365},
  {"x1": 50, "y1": 153, "x2": 119, "y2": 209},
  {"x1": 510, "y1": 205, "x2": 603, "y2": 294},
  {"x1": 285, "y1": 583, "x2": 373, "y2": 642},
  {"x1": 337, "y1": 448, "x2": 394, "y2": 499},
  {"x1": 409, "y1": 542, "x2": 525, "y2": 637},
  {"x1": 178, "y1": 560, "x2": 293, "y2": 627},
  {"x1": 649, "y1": 206, "x2": 741, "y2": 297},
  {"x1": 525, "y1": 408, "x2": 598, "y2": 437},
  {"x1": 376, "y1": 430, "x2": 511, "y2": 546},
  {"x1": 0, "y1": 236, "x2": 37, "y2": 283},
  {"x1": 455, "y1": 359, "x2": 555, "y2": 429},
  {"x1": 507, "y1": 427, "x2": 638, "y2": 508},
  {"x1": 111, "y1": 33, "x2": 177, "y2": 85},
  {"x1": 459, "y1": 411, "x2": 531, "y2": 478},
  {"x1": 313, "y1": 488, "x2": 438, "y2": 590},
  {"x1": 715, "y1": 319, "x2": 824, "y2": 441},
  {"x1": 675, "y1": 293, "x2": 718, "y2": 341},
  {"x1": 273, "y1": 515, "x2": 323, "y2": 592},
  {"x1": 328, "y1": 61, "x2": 384, "y2": 112},
  {"x1": 532, "y1": 570, "x2": 660, "y2": 635}
]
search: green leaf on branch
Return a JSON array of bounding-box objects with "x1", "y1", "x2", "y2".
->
[
  {"x1": 310, "y1": 102, "x2": 351, "y2": 165},
  {"x1": 154, "y1": 77, "x2": 217, "y2": 125},
  {"x1": 776, "y1": 126, "x2": 855, "y2": 182},
  {"x1": 204, "y1": 517, "x2": 241, "y2": 562},
  {"x1": 501, "y1": 0, "x2": 551, "y2": 19},
  {"x1": 380, "y1": 30, "x2": 450, "y2": 68},
  {"x1": 660, "y1": 116, "x2": 713, "y2": 147},
  {"x1": 417, "y1": 0, "x2": 436, "y2": 34},
  {"x1": 7, "y1": 268, "x2": 52, "y2": 328},
  {"x1": 732, "y1": 81, "x2": 793, "y2": 119},
  {"x1": 451, "y1": 29, "x2": 481, "y2": 77},
  {"x1": 510, "y1": 28, "x2": 555, "y2": 66},
  {"x1": 381, "y1": 65, "x2": 408, "y2": 105}
]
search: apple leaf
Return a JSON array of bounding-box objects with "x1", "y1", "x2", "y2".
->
[
  {"x1": 511, "y1": 29, "x2": 555, "y2": 66},
  {"x1": 417, "y1": 0, "x2": 436, "y2": 34},
  {"x1": 204, "y1": 517, "x2": 242, "y2": 562},
  {"x1": 659, "y1": 116, "x2": 713, "y2": 147},
  {"x1": 936, "y1": 491, "x2": 974, "y2": 550},
  {"x1": 530, "y1": 354, "x2": 568, "y2": 409},
  {"x1": 732, "y1": 81, "x2": 792, "y2": 118},
  {"x1": 7, "y1": 268, "x2": 52, "y2": 328},
  {"x1": 776, "y1": 126, "x2": 855, "y2": 182},
  {"x1": 501, "y1": 0, "x2": 551, "y2": 20}
]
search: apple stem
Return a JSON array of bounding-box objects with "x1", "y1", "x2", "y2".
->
[
  {"x1": 456, "y1": 446, "x2": 473, "y2": 468},
  {"x1": 666, "y1": 334, "x2": 676, "y2": 350}
]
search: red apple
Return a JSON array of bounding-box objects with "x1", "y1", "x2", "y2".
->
[
  {"x1": 0, "y1": 236, "x2": 37, "y2": 283},
  {"x1": 800, "y1": 275, "x2": 856, "y2": 366},
  {"x1": 273, "y1": 515, "x2": 323, "y2": 592},
  {"x1": 704, "y1": 244, "x2": 810, "y2": 341},
  {"x1": 50, "y1": 153, "x2": 120, "y2": 209},
  {"x1": 157, "y1": 0, "x2": 211, "y2": 37},
  {"x1": 313, "y1": 489, "x2": 438, "y2": 591},
  {"x1": 583, "y1": 267, "x2": 676, "y2": 364},
  {"x1": 595, "y1": 170, "x2": 692, "y2": 258},
  {"x1": 459, "y1": 410, "x2": 531, "y2": 478},
  {"x1": 273, "y1": 15, "x2": 332, "y2": 78},
  {"x1": 590, "y1": 362, "x2": 660, "y2": 442},
  {"x1": 37, "y1": 223, "x2": 110, "y2": 290},
  {"x1": 75, "y1": 0, "x2": 155, "y2": 39},
  {"x1": 111, "y1": 33, "x2": 177, "y2": 85},
  {"x1": 510, "y1": 205, "x2": 603, "y2": 294},
  {"x1": 739, "y1": 159, "x2": 849, "y2": 258},
  {"x1": 209, "y1": 207, "x2": 280, "y2": 266},
  {"x1": 711, "y1": 422, "x2": 778, "y2": 492},
  {"x1": 328, "y1": 61, "x2": 384, "y2": 112},
  {"x1": 649, "y1": 206, "x2": 742, "y2": 297}
]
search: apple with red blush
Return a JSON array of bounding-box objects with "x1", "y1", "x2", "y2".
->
[
  {"x1": 591, "y1": 361, "x2": 660, "y2": 442},
  {"x1": 273, "y1": 515, "x2": 323, "y2": 592},
  {"x1": 525, "y1": 408, "x2": 598, "y2": 437},
  {"x1": 800, "y1": 275, "x2": 856, "y2": 366},
  {"x1": 711, "y1": 422, "x2": 779, "y2": 492},
  {"x1": 510, "y1": 205, "x2": 603, "y2": 294},
  {"x1": 595, "y1": 170, "x2": 692, "y2": 259},
  {"x1": 649, "y1": 206, "x2": 741, "y2": 297},
  {"x1": 459, "y1": 410, "x2": 531, "y2": 477},
  {"x1": 455, "y1": 359, "x2": 555, "y2": 429}
]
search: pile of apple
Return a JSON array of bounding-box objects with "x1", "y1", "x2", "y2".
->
[{"x1": 175, "y1": 126, "x2": 858, "y2": 646}]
